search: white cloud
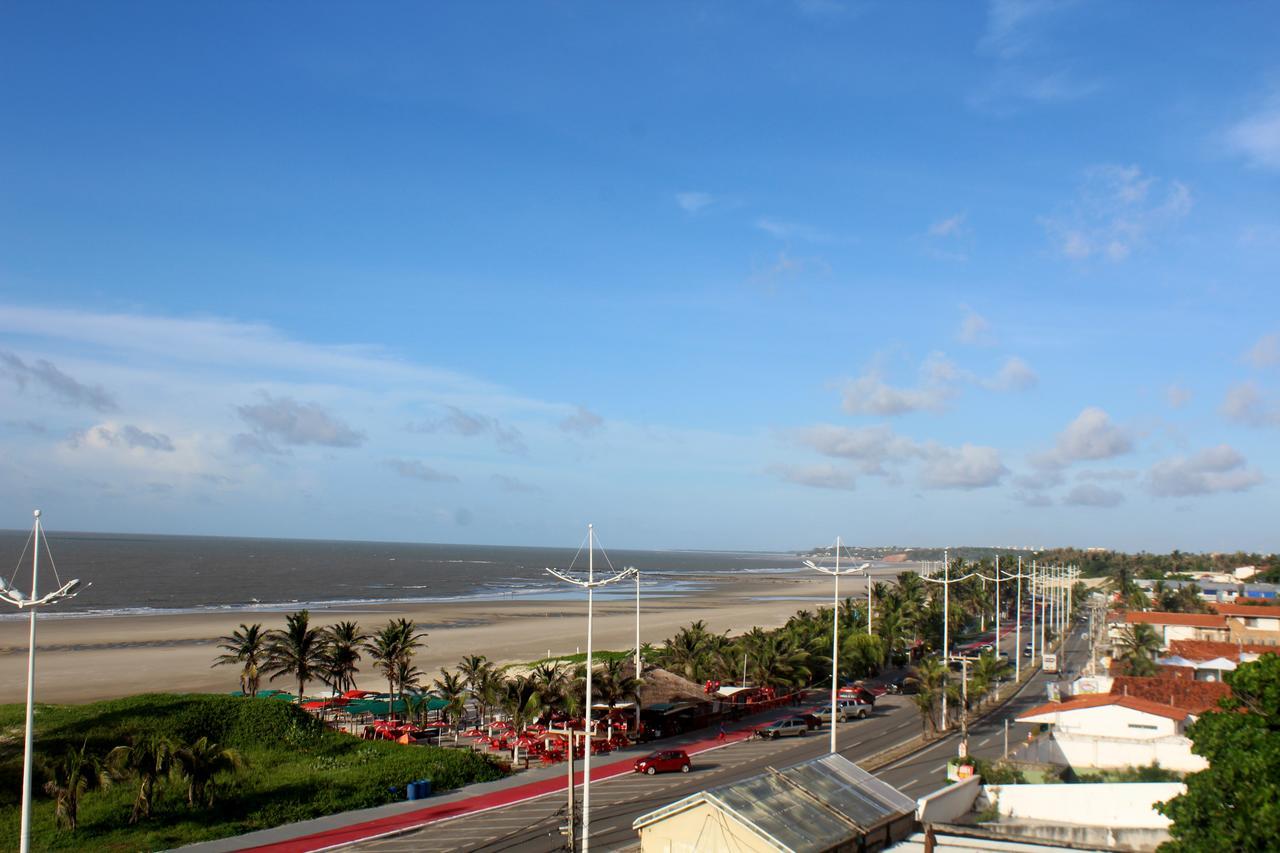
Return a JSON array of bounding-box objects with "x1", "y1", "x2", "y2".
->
[
  {"x1": 769, "y1": 463, "x2": 857, "y2": 491},
  {"x1": 238, "y1": 394, "x2": 366, "y2": 448},
  {"x1": 755, "y1": 218, "x2": 837, "y2": 244},
  {"x1": 918, "y1": 443, "x2": 1008, "y2": 490},
  {"x1": 1146, "y1": 445, "x2": 1264, "y2": 497},
  {"x1": 0, "y1": 349, "x2": 117, "y2": 412},
  {"x1": 1226, "y1": 96, "x2": 1280, "y2": 171},
  {"x1": 410, "y1": 405, "x2": 527, "y2": 453},
  {"x1": 931, "y1": 214, "x2": 968, "y2": 238},
  {"x1": 491, "y1": 474, "x2": 540, "y2": 494},
  {"x1": 978, "y1": 0, "x2": 1072, "y2": 58},
  {"x1": 841, "y1": 355, "x2": 959, "y2": 417},
  {"x1": 71, "y1": 423, "x2": 175, "y2": 452},
  {"x1": 559, "y1": 405, "x2": 604, "y2": 436},
  {"x1": 1245, "y1": 332, "x2": 1280, "y2": 369},
  {"x1": 1064, "y1": 483, "x2": 1124, "y2": 507},
  {"x1": 1166, "y1": 384, "x2": 1192, "y2": 409},
  {"x1": 1041, "y1": 165, "x2": 1191, "y2": 262},
  {"x1": 1034, "y1": 406, "x2": 1133, "y2": 468},
  {"x1": 986, "y1": 356, "x2": 1038, "y2": 392},
  {"x1": 387, "y1": 459, "x2": 459, "y2": 484},
  {"x1": 675, "y1": 191, "x2": 713, "y2": 213},
  {"x1": 957, "y1": 306, "x2": 993, "y2": 345},
  {"x1": 792, "y1": 424, "x2": 918, "y2": 476},
  {"x1": 1015, "y1": 490, "x2": 1054, "y2": 508},
  {"x1": 1220, "y1": 381, "x2": 1280, "y2": 427}
]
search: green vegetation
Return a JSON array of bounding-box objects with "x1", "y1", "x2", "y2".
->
[
  {"x1": 0, "y1": 694, "x2": 502, "y2": 850},
  {"x1": 1071, "y1": 763, "x2": 1182, "y2": 783},
  {"x1": 1157, "y1": 654, "x2": 1280, "y2": 852}
]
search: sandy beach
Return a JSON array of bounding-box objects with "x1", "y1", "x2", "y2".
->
[{"x1": 0, "y1": 573, "x2": 850, "y2": 704}]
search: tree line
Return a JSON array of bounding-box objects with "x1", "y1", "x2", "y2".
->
[{"x1": 213, "y1": 610, "x2": 427, "y2": 704}]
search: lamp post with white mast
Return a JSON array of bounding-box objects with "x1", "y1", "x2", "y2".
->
[
  {"x1": 2, "y1": 511, "x2": 85, "y2": 853},
  {"x1": 545, "y1": 525, "x2": 634, "y2": 853},
  {"x1": 803, "y1": 538, "x2": 870, "y2": 755}
]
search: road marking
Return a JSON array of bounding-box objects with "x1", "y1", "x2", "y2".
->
[{"x1": 904, "y1": 777, "x2": 920, "y2": 788}]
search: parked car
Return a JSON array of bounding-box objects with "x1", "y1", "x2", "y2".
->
[
  {"x1": 812, "y1": 699, "x2": 872, "y2": 722},
  {"x1": 1024, "y1": 643, "x2": 1034, "y2": 657},
  {"x1": 634, "y1": 749, "x2": 691, "y2": 775},
  {"x1": 793, "y1": 712, "x2": 821, "y2": 730},
  {"x1": 757, "y1": 717, "x2": 810, "y2": 739}
]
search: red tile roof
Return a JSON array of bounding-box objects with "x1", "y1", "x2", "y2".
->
[
  {"x1": 1209, "y1": 603, "x2": 1280, "y2": 619},
  {"x1": 1125, "y1": 611, "x2": 1227, "y2": 628},
  {"x1": 1019, "y1": 693, "x2": 1191, "y2": 722},
  {"x1": 1167, "y1": 640, "x2": 1279, "y2": 663},
  {"x1": 1110, "y1": 676, "x2": 1231, "y2": 715}
]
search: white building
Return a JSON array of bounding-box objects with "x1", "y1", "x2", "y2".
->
[{"x1": 1016, "y1": 694, "x2": 1207, "y2": 773}]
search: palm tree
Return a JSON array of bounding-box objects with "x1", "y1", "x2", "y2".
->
[
  {"x1": 395, "y1": 658, "x2": 424, "y2": 696},
  {"x1": 265, "y1": 611, "x2": 326, "y2": 702},
  {"x1": 322, "y1": 621, "x2": 367, "y2": 694},
  {"x1": 365, "y1": 623, "x2": 404, "y2": 715},
  {"x1": 41, "y1": 741, "x2": 109, "y2": 830},
  {"x1": 502, "y1": 675, "x2": 543, "y2": 732},
  {"x1": 906, "y1": 657, "x2": 948, "y2": 738},
  {"x1": 212, "y1": 623, "x2": 267, "y2": 696},
  {"x1": 529, "y1": 661, "x2": 569, "y2": 709},
  {"x1": 594, "y1": 658, "x2": 643, "y2": 712},
  {"x1": 172, "y1": 737, "x2": 245, "y2": 807},
  {"x1": 1117, "y1": 623, "x2": 1161, "y2": 676},
  {"x1": 433, "y1": 669, "x2": 469, "y2": 727},
  {"x1": 969, "y1": 651, "x2": 1011, "y2": 707},
  {"x1": 109, "y1": 734, "x2": 175, "y2": 823}
]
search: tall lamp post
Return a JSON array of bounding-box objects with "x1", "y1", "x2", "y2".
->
[
  {"x1": 803, "y1": 537, "x2": 869, "y2": 755},
  {"x1": 545, "y1": 525, "x2": 634, "y2": 853},
  {"x1": 2, "y1": 511, "x2": 84, "y2": 853}
]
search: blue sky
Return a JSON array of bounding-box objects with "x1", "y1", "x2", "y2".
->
[{"x1": 1, "y1": 1, "x2": 1278, "y2": 552}]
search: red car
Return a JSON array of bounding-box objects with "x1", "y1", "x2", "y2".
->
[{"x1": 634, "y1": 749, "x2": 692, "y2": 775}]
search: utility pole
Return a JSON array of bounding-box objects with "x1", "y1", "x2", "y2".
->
[
  {"x1": 942, "y1": 549, "x2": 950, "y2": 732},
  {"x1": 1014, "y1": 556, "x2": 1022, "y2": 684}
]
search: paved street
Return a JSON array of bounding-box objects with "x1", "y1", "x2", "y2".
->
[{"x1": 350, "y1": 621, "x2": 1087, "y2": 852}]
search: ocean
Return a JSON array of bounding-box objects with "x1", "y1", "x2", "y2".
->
[{"x1": 0, "y1": 530, "x2": 801, "y2": 618}]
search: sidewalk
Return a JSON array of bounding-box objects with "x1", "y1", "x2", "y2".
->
[{"x1": 183, "y1": 701, "x2": 803, "y2": 852}]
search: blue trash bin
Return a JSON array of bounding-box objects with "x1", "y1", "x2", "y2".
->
[
  {"x1": 417, "y1": 778, "x2": 432, "y2": 797},
  {"x1": 406, "y1": 781, "x2": 423, "y2": 801}
]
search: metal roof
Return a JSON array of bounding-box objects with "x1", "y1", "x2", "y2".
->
[{"x1": 633, "y1": 753, "x2": 915, "y2": 851}]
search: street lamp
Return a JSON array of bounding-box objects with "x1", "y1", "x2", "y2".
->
[
  {"x1": 803, "y1": 536, "x2": 870, "y2": 755},
  {"x1": 2, "y1": 511, "x2": 85, "y2": 853},
  {"x1": 545, "y1": 524, "x2": 634, "y2": 853}
]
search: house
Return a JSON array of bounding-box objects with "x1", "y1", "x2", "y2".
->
[
  {"x1": 632, "y1": 753, "x2": 917, "y2": 852},
  {"x1": 1208, "y1": 602, "x2": 1280, "y2": 645},
  {"x1": 1108, "y1": 676, "x2": 1230, "y2": 713},
  {"x1": 1166, "y1": 639, "x2": 1276, "y2": 662},
  {"x1": 1016, "y1": 694, "x2": 1207, "y2": 772},
  {"x1": 1110, "y1": 611, "x2": 1229, "y2": 646}
]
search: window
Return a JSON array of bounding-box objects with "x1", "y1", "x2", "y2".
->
[{"x1": 1128, "y1": 723, "x2": 1158, "y2": 730}]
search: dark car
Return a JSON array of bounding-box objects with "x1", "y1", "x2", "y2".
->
[
  {"x1": 886, "y1": 675, "x2": 918, "y2": 695},
  {"x1": 793, "y1": 712, "x2": 820, "y2": 730},
  {"x1": 634, "y1": 749, "x2": 691, "y2": 775}
]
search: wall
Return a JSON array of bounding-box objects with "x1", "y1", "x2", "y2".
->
[
  {"x1": 984, "y1": 782, "x2": 1184, "y2": 828},
  {"x1": 638, "y1": 802, "x2": 776, "y2": 853},
  {"x1": 1017, "y1": 732, "x2": 1207, "y2": 772},
  {"x1": 915, "y1": 776, "x2": 980, "y2": 824}
]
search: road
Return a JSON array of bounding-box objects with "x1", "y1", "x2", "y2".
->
[{"x1": 350, "y1": 621, "x2": 1087, "y2": 852}]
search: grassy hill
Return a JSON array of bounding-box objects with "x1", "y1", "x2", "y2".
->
[{"x1": 0, "y1": 693, "x2": 503, "y2": 851}]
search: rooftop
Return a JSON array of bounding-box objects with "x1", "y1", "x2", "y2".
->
[
  {"x1": 1019, "y1": 693, "x2": 1192, "y2": 722},
  {"x1": 1109, "y1": 676, "x2": 1231, "y2": 714},
  {"x1": 633, "y1": 753, "x2": 916, "y2": 851},
  {"x1": 1168, "y1": 639, "x2": 1279, "y2": 662},
  {"x1": 1208, "y1": 602, "x2": 1280, "y2": 618},
  {"x1": 1124, "y1": 611, "x2": 1227, "y2": 629}
]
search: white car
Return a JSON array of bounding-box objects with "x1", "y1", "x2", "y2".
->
[
  {"x1": 812, "y1": 699, "x2": 872, "y2": 722},
  {"x1": 757, "y1": 718, "x2": 810, "y2": 739}
]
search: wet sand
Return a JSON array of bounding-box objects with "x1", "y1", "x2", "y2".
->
[{"x1": 0, "y1": 574, "x2": 847, "y2": 703}]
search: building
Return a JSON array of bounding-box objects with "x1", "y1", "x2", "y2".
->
[
  {"x1": 1134, "y1": 578, "x2": 1280, "y2": 603},
  {"x1": 632, "y1": 753, "x2": 917, "y2": 852},
  {"x1": 1109, "y1": 611, "x2": 1229, "y2": 646},
  {"x1": 1208, "y1": 601, "x2": 1280, "y2": 645},
  {"x1": 1016, "y1": 694, "x2": 1207, "y2": 772}
]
